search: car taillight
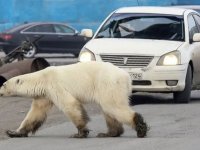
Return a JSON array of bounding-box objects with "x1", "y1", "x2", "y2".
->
[{"x1": 0, "y1": 34, "x2": 13, "y2": 40}]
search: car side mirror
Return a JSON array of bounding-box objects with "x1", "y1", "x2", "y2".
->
[
  {"x1": 80, "y1": 29, "x2": 93, "y2": 38},
  {"x1": 193, "y1": 33, "x2": 200, "y2": 42},
  {"x1": 74, "y1": 30, "x2": 79, "y2": 35}
]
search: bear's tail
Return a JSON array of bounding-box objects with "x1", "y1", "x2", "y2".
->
[{"x1": 133, "y1": 112, "x2": 149, "y2": 138}]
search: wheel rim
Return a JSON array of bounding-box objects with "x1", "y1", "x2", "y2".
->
[{"x1": 23, "y1": 46, "x2": 36, "y2": 58}]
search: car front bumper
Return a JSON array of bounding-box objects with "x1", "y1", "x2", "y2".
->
[{"x1": 123, "y1": 64, "x2": 187, "y2": 92}]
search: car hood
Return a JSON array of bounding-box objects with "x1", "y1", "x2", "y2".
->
[{"x1": 85, "y1": 38, "x2": 184, "y2": 56}]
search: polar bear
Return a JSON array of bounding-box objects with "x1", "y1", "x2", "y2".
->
[{"x1": 0, "y1": 61, "x2": 148, "y2": 138}]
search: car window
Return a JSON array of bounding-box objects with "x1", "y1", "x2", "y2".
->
[
  {"x1": 188, "y1": 15, "x2": 199, "y2": 40},
  {"x1": 96, "y1": 13, "x2": 185, "y2": 41},
  {"x1": 193, "y1": 15, "x2": 200, "y2": 31},
  {"x1": 24, "y1": 24, "x2": 55, "y2": 33},
  {"x1": 54, "y1": 24, "x2": 75, "y2": 34}
]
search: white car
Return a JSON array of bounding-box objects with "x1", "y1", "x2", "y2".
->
[
  {"x1": 174, "y1": 5, "x2": 200, "y2": 14},
  {"x1": 79, "y1": 6, "x2": 200, "y2": 103}
]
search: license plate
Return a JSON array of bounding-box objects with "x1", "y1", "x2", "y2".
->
[{"x1": 129, "y1": 72, "x2": 143, "y2": 80}]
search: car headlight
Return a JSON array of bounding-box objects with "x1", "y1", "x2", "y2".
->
[
  {"x1": 78, "y1": 48, "x2": 96, "y2": 62},
  {"x1": 157, "y1": 51, "x2": 181, "y2": 66}
]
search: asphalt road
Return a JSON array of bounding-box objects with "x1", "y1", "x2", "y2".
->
[
  {"x1": 1, "y1": 91, "x2": 200, "y2": 150},
  {"x1": 0, "y1": 53, "x2": 200, "y2": 149}
]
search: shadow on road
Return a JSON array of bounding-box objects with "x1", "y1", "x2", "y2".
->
[
  {"x1": 130, "y1": 92, "x2": 200, "y2": 106},
  {"x1": 130, "y1": 93, "x2": 173, "y2": 105}
]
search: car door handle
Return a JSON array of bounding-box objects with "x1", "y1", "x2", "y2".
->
[
  {"x1": 34, "y1": 35, "x2": 40, "y2": 38},
  {"x1": 58, "y1": 35, "x2": 63, "y2": 38}
]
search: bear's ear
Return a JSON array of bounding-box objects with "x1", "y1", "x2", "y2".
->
[
  {"x1": 16, "y1": 79, "x2": 23, "y2": 85},
  {"x1": 1, "y1": 83, "x2": 6, "y2": 88}
]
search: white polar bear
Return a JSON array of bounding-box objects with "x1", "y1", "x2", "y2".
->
[{"x1": 0, "y1": 61, "x2": 148, "y2": 138}]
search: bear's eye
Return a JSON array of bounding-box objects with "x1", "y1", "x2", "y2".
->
[
  {"x1": 16, "y1": 79, "x2": 23, "y2": 85},
  {"x1": 16, "y1": 79, "x2": 20, "y2": 84}
]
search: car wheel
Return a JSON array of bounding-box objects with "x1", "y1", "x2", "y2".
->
[
  {"x1": 23, "y1": 45, "x2": 37, "y2": 58},
  {"x1": 173, "y1": 65, "x2": 192, "y2": 103}
]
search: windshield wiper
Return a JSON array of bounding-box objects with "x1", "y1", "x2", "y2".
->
[{"x1": 96, "y1": 35, "x2": 105, "y2": 38}]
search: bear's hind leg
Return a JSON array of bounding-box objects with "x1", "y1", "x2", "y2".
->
[
  {"x1": 109, "y1": 110, "x2": 148, "y2": 138},
  {"x1": 134, "y1": 112, "x2": 149, "y2": 138},
  {"x1": 6, "y1": 98, "x2": 53, "y2": 138},
  {"x1": 101, "y1": 104, "x2": 148, "y2": 138},
  {"x1": 97, "y1": 113, "x2": 124, "y2": 137}
]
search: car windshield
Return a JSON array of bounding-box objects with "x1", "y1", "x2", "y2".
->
[
  {"x1": 194, "y1": 9, "x2": 200, "y2": 14},
  {"x1": 96, "y1": 13, "x2": 185, "y2": 41}
]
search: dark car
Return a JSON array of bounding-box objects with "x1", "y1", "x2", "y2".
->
[{"x1": 0, "y1": 22, "x2": 91, "y2": 58}]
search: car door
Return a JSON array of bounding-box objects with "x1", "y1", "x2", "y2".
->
[
  {"x1": 53, "y1": 24, "x2": 90, "y2": 55},
  {"x1": 188, "y1": 14, "x2": 200, "y2": 84},
  {"x1": 22, "y1": 24, "x2": 60, "y2": 53}
]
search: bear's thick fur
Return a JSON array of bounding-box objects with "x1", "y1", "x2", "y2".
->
[{"x1": 0, "y1": 61, "x2": 148, "y2": 138}]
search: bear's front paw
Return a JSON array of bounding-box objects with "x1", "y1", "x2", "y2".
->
[
  {"x1": 97, "y1": 132, "x2": 121, "y2": 138},
  {"x1": 6, "y1": 130, "x2": 28, "y2": 138},
  {"x1": 70, "y1": 133, "x2": 86, "y2": 138},
  {"x1": 70, "y1": 128, "x2": 90, "y2": 138},
  {"x1": 97, "y1": 133, "x2": 109, "y2": 137}
]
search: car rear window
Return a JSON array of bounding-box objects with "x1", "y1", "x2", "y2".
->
[
  {"x1": 3, "y1": 24, "x2": 33, "y2": 33},
  {"x1": 23, "y1": 24, "x2": 54, "y2": 33}
]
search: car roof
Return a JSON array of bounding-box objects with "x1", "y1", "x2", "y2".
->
[
  {"x1": 115, "y1": 6, "x2": 194, "y2": 15},
  {"x1": 174, "y1": 5, "x2": 200, "y2": 10},
  {"x1": 173, "y1": 5, "x2": 200, "y2": 13},
  {"x1": 4, "y1": 22, "x2": 71, "y2": 33}
]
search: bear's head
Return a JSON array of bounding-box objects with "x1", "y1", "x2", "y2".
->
[
  {"x1": 0, "y1": 77, "x2": 24, "y2": 97},
  {"x1": 0, "y1": 72, "x2": 46, "y2": 98}
]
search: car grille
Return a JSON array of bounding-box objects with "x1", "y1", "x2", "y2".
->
[
  {"x1": 132, "y1": 80, "x2": 152, "y2": 85},
  {"x1": 100, "y1": 54, "x2": 154, "y2": 68}
]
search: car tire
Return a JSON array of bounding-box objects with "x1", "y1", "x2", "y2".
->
[
  {"x1": 23, "y1": 45, "x2": 37, "y2": 58},
  {"x1": 173, "y1": 65, "x2": 192, "y2": 103}
]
